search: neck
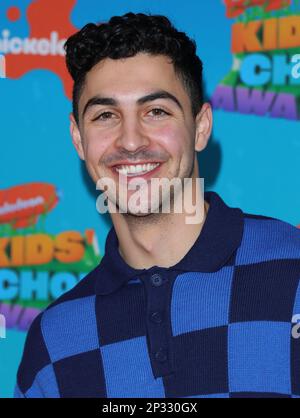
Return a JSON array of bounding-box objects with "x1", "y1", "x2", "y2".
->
[{"x1": 109, "y1": 177, "x2": 209, "y2": 270}]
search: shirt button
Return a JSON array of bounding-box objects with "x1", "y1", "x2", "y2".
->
[
  {"x1": 154, "y1": 348, "x2": 167, "y2": 363},
  {"x1": 150, "y1": 273, "x2": 163, "y2": 287},
  {"x1": 150, "y1": 311, "x2": 163, "y2": 324}
]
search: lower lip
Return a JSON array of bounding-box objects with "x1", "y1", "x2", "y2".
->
[{"x1": 112, "y1": 163, "x2": 163, "y2": 183}]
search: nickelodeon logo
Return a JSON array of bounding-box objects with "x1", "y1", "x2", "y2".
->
[
  {"x1": 0, "y1": 183, "x2": 58, "y2": 228},
  {"x1": 0, "y1": 183, "x2": 99, "y2": 267},
  {"x1": 1, "y1": 0, "x2": 77, "y2": 100},
  {"x1": 0, "y1": 29, "x2": 66, "y2": 56}
]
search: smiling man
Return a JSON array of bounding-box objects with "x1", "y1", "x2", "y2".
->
[
  {"x1": 14, "y1": 12, "x2": 300, "y2": 398},
  {"x1": 72, "y1": 49, "x2": 210, "y2": 267}
]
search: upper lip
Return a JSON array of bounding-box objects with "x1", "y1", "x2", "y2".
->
[{"x1": 111, "y1": 161, "x2": 163, "y2": 168}]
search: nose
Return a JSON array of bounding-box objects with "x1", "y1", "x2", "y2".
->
[{"x1": 115, "y1": 114, "x2": 150, "y2": 153}]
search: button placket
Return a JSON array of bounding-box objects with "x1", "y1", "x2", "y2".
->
[
  {"x1": 150, "y1": 311, "x2": 163, "y2": 324},
  {"x1": 154, "y1": 348, "x2": 168, "y2": 363},
  {"x1": 150, "y1": 273, "x2": 163, "y2": 287},
  {"x1": 141, "y1": 270, "x2": 176, "y2": 379}
]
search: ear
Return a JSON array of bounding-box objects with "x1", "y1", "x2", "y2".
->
[
  {"x1": 194, "y1": 103, "x2": 213, "y2": 152},
  {"x1": 69, "y1": 113, "x2": 85, "y2": 160}
]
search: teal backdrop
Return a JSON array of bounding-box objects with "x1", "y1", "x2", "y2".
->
[{"x1": 0, "y1": 0, "x2": 299, "y2": 398}]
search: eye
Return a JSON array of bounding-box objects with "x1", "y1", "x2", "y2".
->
[
  {"x1": 93, "y1": 111, "x2": 115, "y2": 122},
  {"x1": 148, "y1": 108, "x2": 170, "y2": 118}
]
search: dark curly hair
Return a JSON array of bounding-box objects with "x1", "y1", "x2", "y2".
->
[{"x1": 64, "y1": 12, "x2": 204, "y2": 125}]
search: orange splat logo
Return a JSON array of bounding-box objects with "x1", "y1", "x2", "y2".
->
[{"x1": 2, "y1": 0, "x2": 78, "y2": 100}]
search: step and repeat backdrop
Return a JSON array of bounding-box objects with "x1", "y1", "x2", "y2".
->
[{"x1": 0, "y1": 0, "x2": 299, "y2": 398}]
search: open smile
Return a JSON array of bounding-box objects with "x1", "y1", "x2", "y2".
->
[{"x1": 111, "y1": 162, "x2": 163, "y2": 179}]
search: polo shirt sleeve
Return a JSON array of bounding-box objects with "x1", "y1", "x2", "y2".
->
[
  {"x1": 13, "y1": 384, "x2": 26, "y2": 398},
  {"x1": 14, "y1": 312, "x2": 50, "y2": 398}
]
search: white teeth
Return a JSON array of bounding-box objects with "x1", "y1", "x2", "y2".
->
[{"x1": 115, "y1": 163, "x2": 160, "y2": 176}]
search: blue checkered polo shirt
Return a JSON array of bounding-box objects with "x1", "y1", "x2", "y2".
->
[{"x1": 14, "y1": 191, "x2": 300, "y2": 398}]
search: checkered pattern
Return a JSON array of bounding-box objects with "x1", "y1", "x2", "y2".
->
[{"x1": 14, "y1": 191, "x2": 300, "y2": 398}]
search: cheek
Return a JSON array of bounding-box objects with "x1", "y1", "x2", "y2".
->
[
  {"x1": 83, "y1": 130, "x2": 109, "y2": 165},
  {"x1": 155, "y1": 124, "x2": 188, "y2": 155}
]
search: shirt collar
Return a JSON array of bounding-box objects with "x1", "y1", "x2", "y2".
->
[{"x1": 94, "y1": 191, "x2": 244, "y2": 295}]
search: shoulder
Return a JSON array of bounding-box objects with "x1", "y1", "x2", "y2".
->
[
  {"x1": 237, "y1": 211, "x2": 300, "y2": 264},
  {"x1": 37, "y1": 262, "x2": 100, "y2": 335},
  {"x1": 15, "y1": 310, "x2": 49, "y2": 397},
  {"x1": 15, "y1": 263, "x2": 101, "y2": 397}
]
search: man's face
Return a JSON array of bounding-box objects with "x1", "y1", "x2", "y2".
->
[{"x1": 70, "y1": 52, "x2": 211, "y2": 215}]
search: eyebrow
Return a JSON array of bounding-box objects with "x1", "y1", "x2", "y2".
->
[{"x1": 82, "y1": 90, "x2": 183, "y2": 119}]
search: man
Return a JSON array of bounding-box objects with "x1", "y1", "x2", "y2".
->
[{"x1": 14, "y1": 12, "x2": 300, "y2": 398}]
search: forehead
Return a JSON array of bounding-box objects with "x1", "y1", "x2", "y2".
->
[{"x1": 79, "y1": 53, "x2": 189, "y2": 109}]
